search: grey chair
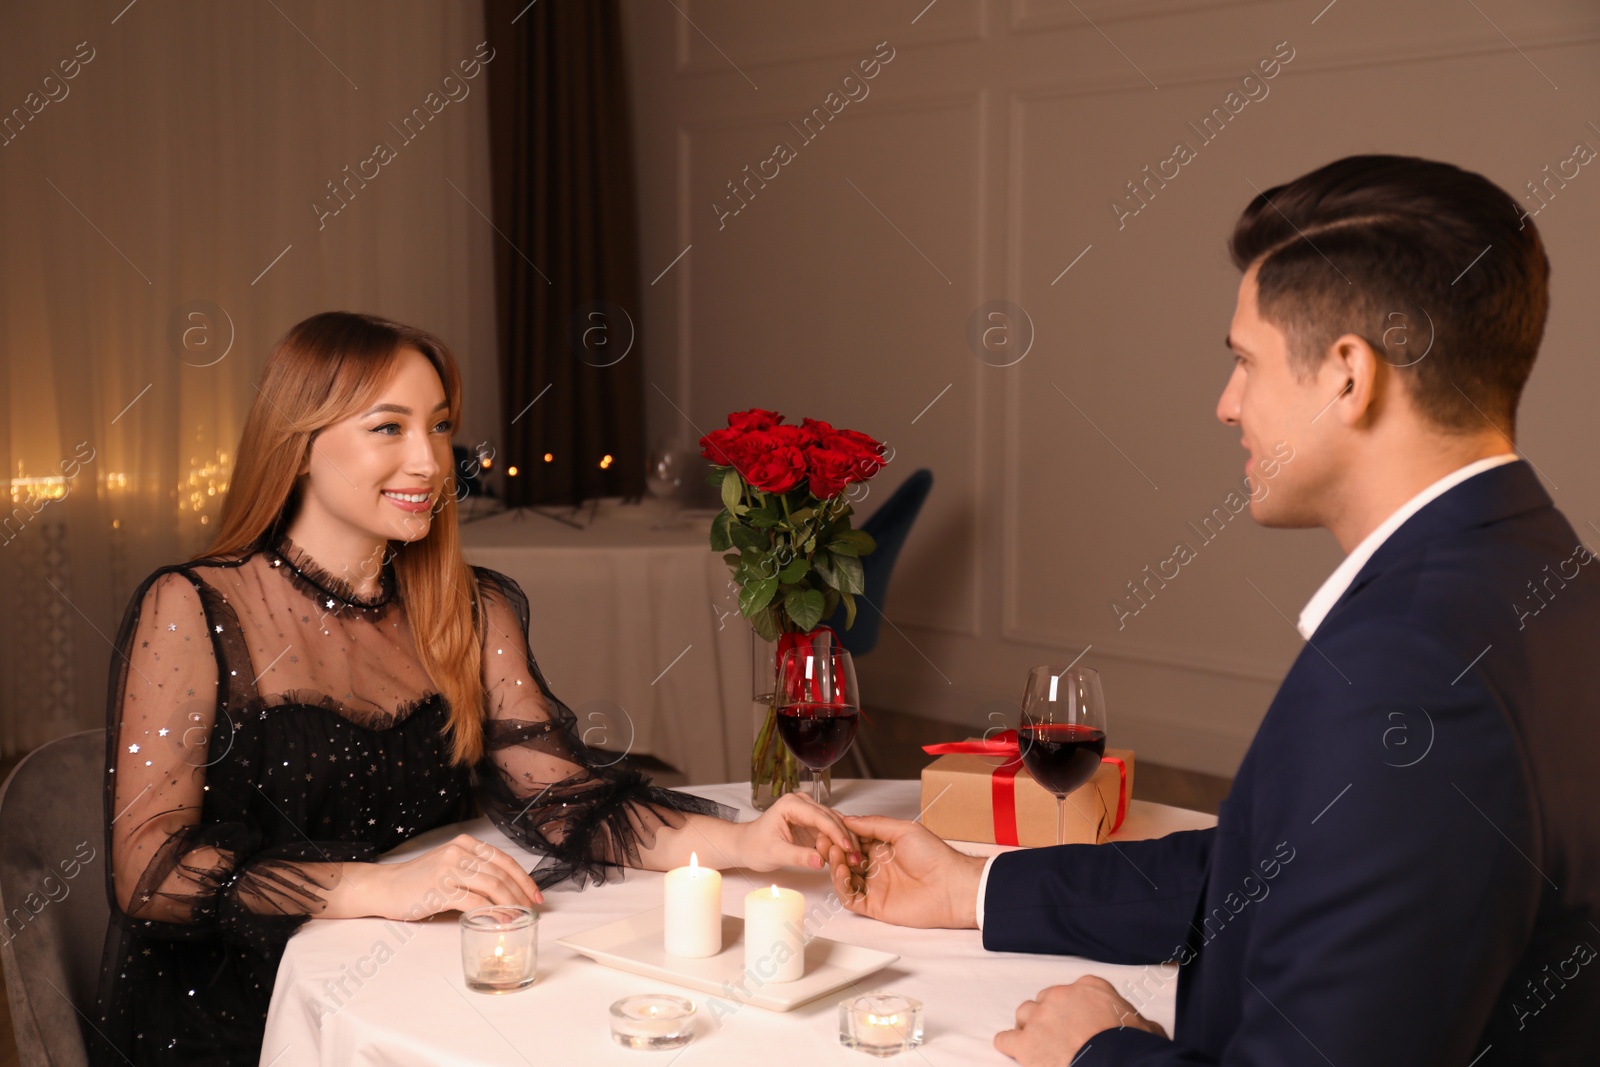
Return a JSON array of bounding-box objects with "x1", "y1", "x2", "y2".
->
[{"x1": 0, "y1": 729, "x2": 108, "y2": 1067}]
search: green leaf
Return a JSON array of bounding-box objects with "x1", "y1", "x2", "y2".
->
[
  {"x1": 739, "y1": 576, "x2": 779, "y2": 617},
  {"x1": 721, "y1": 468, "x2": 743, "y2": 513},
  {"x1": 710, "y1": 509, "x2": 733, "y2": 552},
  {"x1": 750, "y1": 606, "x2": 781, "y2": 642},
  {"x1": 841, "y1": 590, "x2": 858, "y2": 630},
  {"x1": 784, "y1": 588, "x2": 827, "y2": 632},
  {"x1": 812, "y1": 550, "x2": 838, "y2": 590},
  {"x1": 746, "y1": 506, "x2": 781, "y2": 529},
  {"x1": 828, "y1": 528, "x2": 875, "y2": 556},
  {"x1": 705, "y1": 468, "x2": 726, "y2": 487},
  {"x1": 722, "y1": 550, "x2": 740, "y2": 572},
  {"x1": 822, "y1": 587, "x2": 840, "y2": 620},
  {"x1": 778, "y1": 555, "x2": 809, "y2": 583},
  {"x1": 833, "y1": 553, "x2": 865, "y2": 595},
  {"x1": 789, "y1": 507, "x2": 815, "y2": 524},
  {"x1": 730, "y1": 523, "x2": 767, "y2": 554}
]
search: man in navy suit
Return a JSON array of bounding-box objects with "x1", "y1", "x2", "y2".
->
[{"x1": 827, "y1": 155, "x2": 1599, "y2": 1064}]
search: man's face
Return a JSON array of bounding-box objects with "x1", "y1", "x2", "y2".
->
[{"x1": 1217, "y1": 263, "x2": 1347, "y2": 528}]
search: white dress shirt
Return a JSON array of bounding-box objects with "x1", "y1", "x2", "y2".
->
[{"x1": 974, "y1": 451, "x2": 1522, "y2": 931}]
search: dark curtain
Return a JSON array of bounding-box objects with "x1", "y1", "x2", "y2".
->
[{"x1": 484, "y1": 0, "x2": 645, "y2": 506}]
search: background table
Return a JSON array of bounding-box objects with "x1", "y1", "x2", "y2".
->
[
  {"x1": 459, "y1": 500, "x2": 755, "y2": 784},
  {"x1": 262, "y1": 779, "x2": 1218, "y2": 1066}
]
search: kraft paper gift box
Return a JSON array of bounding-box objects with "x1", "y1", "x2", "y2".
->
[{"x1": 918, "y1": 736, "x2": 1135, "y2": 847}]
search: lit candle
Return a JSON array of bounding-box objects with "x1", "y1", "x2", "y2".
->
[
  {"x1": 839, "y1": 994, "x2": 924, "y2": 1056},
  {"x1": 743, "y1": 884, "x2": 805, "y2": 983},
  {"x1": 477, "y1": 938, "x2": 526, "y2": 982},
  {"x1": 857, "y1": 1008, "x2": 907, "y2": 1050},
  {"x1": 610, "y1": 993, "x2": 696, "y2": 1050},
  {"x1": 663, "y1": 852, "x2": 723, "y2": 958},
  {"x1": 459, "y1": 905, "x2": 538, "y2": 993}
]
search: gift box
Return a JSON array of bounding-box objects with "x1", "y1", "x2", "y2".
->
[{"x1": 918, "y1": 733, "x2": 1134, "y2": 847}]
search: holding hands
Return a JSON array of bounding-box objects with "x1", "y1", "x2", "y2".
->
[
  {"x1": 735, "y1": 790, "x2": 863, "y2": 872},
  {"x1": 821, "y1": 812, "x2": 1168, "y2": 1065},
  {"x1": 823, "y1": 814, "x2": 984, "y2": 929}
]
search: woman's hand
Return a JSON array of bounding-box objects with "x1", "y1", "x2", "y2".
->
[
  {"x1": 329, "y1": 834, "x2": 543, "y2": 921},
  {"x1": 733, "y1": 792, "x2": 862, "y2": 872}
]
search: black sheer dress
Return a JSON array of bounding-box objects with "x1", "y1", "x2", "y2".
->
[{"x1": 89, "y1": 531, "x2": 732, "y2": 1065}]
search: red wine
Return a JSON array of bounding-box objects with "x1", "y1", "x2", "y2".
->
[
  {"x1": 776, "y1": 702, "x2": 860, "y2": 770},
  {"x1": 1019, "y1": 723, "x2": 1106, "y2": 797}
]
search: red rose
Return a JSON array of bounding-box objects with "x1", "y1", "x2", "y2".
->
[
  {"x1": 727, "y1": 408, "x2": 784, "y2": 432},
  {"x1": 745, "y1": 446, "x2": 807, "y2": 493},
  {"x1": 769, "y1": 424, "x2": 813, "y2": 449},
  {"x1": 698, "y1": 426, "x2": 750, "y2": 467},
  {"x1": 806, "y1": 447, "x2": 860, "y2": 499},
  {"x1": 823, "y1": 430, "x2": 886, "y2": 481},
  {"x1": 799, "y1": 417, "x2": 835, "y2": 443},
  {"x1": 832, "y1": 427, "x2": 884, "y2": 459}
]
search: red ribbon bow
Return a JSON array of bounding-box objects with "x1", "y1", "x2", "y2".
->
[{"x1": 921, "y1": 730, "x2": 1127, "y2": 846}]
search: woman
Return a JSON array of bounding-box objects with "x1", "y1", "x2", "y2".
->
[{"x1": 91, "y1": 312, "x2": 859, "y2": 1065}]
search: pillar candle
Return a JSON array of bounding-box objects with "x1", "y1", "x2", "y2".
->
[
  {"x1": 743, "y1": 884, "x2": 806, "y2": 982},
  {"x1": 663, "y1": 852, "x2": 723, "y2": 958}
]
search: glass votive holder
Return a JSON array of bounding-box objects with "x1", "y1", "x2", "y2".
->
[
  {"x1": 610, "y1": 993, "x2": 696, "y2": 1050},
  {"x1": 839, "y1": 994, "x2": 924, "y2": 1057},
  {"x1": 459, "y1": 905, "x2": 538, "y2": 993}
]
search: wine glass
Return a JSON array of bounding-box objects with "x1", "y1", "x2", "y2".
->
[
  {"x1": 1018, "y1": 665, "x2": 1108, "y2": 846},
  {"x1": 645, "y1": 441, "x2": 686, "y2": 528},
  {"x1": 774, "y1": 644, "x2": 861, "y2": 803}
]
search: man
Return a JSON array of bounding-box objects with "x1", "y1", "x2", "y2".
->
[{"x1": 828, "y1": 155, "x2": 1599, "y2": 1064}]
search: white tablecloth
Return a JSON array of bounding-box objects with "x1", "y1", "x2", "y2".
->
[
  {"x1": 262, "y1": 779, "x2": 1218, "y2": 1066},
  {"x1": 458, "y1": 500, "x2": 755, "y2": 784}
]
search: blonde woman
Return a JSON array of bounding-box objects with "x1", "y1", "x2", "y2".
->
[{"x1": 91, "y1": 311, "x2": 858, "y2": 1065}]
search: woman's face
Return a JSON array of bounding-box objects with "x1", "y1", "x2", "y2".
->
[{"x1": 298, "y1": 346, "x2": 453, "y2": 547}]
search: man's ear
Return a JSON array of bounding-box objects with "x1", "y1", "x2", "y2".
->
[{"x1": 1325, "y1": 333, "x2": 1383, "y2": 428}]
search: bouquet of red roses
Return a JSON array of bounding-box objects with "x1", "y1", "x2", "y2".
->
[
  {"x1": 701, "y1": 408, "x2": 888, "y2": 805},
  {"x1": 700, "y1": 408, "x2": 887, "y2": 641}
]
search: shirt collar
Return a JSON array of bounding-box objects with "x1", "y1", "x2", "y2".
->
[{"x1": 1296, "y1": 453, "x2": 1522, "y2": 640}]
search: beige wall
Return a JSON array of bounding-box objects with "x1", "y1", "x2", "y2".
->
[{"x1": 622, "y1": 0, "x2": 1600, "y2": 776}]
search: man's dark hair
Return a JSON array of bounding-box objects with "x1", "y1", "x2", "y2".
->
[{"x1": 1229, "y1": 154, "x2": 1549, "y2": 434}]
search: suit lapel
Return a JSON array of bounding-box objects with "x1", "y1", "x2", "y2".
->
[{"x1": 1319, "y1": 460, "x2": 1551, "y2": 629}]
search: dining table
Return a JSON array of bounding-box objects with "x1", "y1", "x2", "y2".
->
[
  {"x1": 261, "y1": 778, "x2": 1218, "y2": 1066},
  {"x1": 457, "y1": 498, "x2": 756, "y2": 785}
]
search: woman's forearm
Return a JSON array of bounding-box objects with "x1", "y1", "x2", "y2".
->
[
  {"x1": 313, "y1": 861, "x2": 380, "y2": 919},
  {"x1": 634, "y1": 812, "x2": 747, "y2": 872}
]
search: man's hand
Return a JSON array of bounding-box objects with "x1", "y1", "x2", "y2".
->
[
  {"x1": 822, "y1": 814, "x2": 985, "y2": 929},
  {"x1": 994, "y1": 976, "x2": 1167, "y2": 1065}
]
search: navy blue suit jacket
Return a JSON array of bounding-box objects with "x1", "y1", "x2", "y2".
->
[{"x1": 982, "y1": 461, "x2": 1600, "y2": 1064}]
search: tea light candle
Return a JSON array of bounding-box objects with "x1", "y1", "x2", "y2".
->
[
  {"x1": 839, "y1": 994, "x2": 924, "y2": 1056},
  {"x1": 459, "y1": 905, "x2": 538, "y2": 993},
  {"x1": 743, "y1": 884, "x2": 806, "y2": 982},
  {"x1": 610, "y1": 993, "x2": 696, "y2": 1050},
  {"x1": 663, "y1": 851, "x2": 723, "y2": 958}
]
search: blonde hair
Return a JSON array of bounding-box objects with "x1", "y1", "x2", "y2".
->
[{"x1": 198, "y1": 311, "x2": 487, "y2": 764}]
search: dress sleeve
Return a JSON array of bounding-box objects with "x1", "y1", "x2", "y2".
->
[
  {"x1": 469, "y1": 567, "x2": 736, "y2": 888},
  {"x1": 105, "y1": 569, "x2": 362, "y2": 951}
]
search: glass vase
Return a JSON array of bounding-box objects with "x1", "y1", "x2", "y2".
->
[{"x1": 750, "y1": 626, "x2": 835, "y2": 810}]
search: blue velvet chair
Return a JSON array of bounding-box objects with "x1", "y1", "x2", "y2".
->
[
  {"x1": 823, "y1": 469, "x2": 932, "y2": 779},
  {"x1": 825, "y1": 468, "x2": 933, "y2": 657}
]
